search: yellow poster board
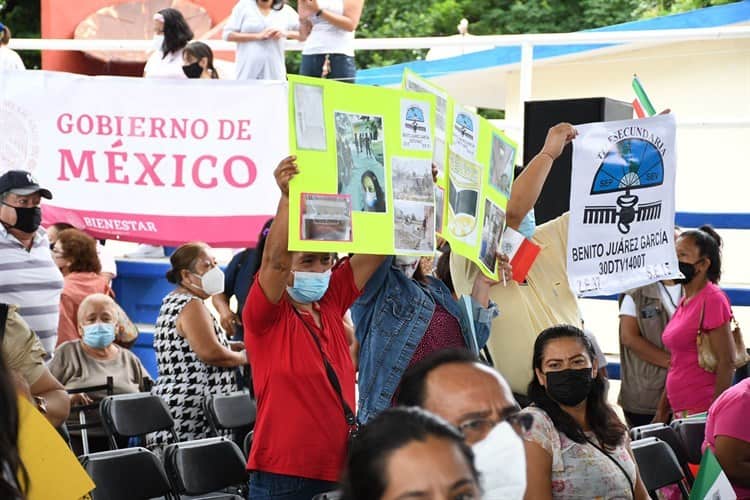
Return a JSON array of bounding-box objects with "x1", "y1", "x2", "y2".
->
[
  {"x1": 17, "y1": 397, "x2": 95, "y2": 500},
  {"x1": 288, "y1": 75, "x2": 437, "y2": 256},
  {"x1": 403, "y1": 70, "x2": 519, "y2": 278}
]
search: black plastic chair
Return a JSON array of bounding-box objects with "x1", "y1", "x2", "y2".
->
[
  {"x1": 204, "y1": 391, "x2": 256, "y2": 432},
  {"x1": 67, "y1": 376, "x2": 114, "y2": 454},
  {"x1": 163, "y1": 437, "x2": 249, "y2": 499},
  {"x1": 630, "y1": 422, "x2": 694, "y2": 484},
  {"x1": 631, "y1": 437, "x2": 690, "y2": 499},
  {"x1": 80, "y1": 446, "x2": 173, "y2": 500},
  {"x1": 671, "y1": 416, "x2": 707, "y2": 465},
  {"x1": 100, "y1": 393, "x2": 179, "y2": 449}
]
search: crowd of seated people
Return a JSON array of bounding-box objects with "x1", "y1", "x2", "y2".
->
[{"x1": 1, "y1": 114, "x2": 748, "y2": 500}]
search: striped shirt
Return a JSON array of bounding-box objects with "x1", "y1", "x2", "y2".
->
[{"x1": 0, "y1": 225, "x2": 64, "y2": 354}]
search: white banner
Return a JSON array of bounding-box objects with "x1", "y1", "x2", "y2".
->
[
  {"x1": 0, "y1": 71, "x2": 288, "y2": 246},
  {"x1": 568, "y1": 114, "x2": 681, "y2": 296}
]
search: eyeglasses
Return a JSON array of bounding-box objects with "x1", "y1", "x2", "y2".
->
[{"x1": 457, "y1": 409, "x2": 533, "y2": 442}]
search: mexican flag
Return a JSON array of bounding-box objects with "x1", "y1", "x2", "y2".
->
[{"x1": 689, "y1": 448, "x2": 736, "y2": 499}]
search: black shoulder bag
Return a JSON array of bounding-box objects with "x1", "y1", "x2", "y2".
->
[{"x1": 291, "y1": 307, "x2": 360, "y2": 441}]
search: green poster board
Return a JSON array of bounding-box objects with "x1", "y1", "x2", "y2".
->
[
  {"x1": 403, "y1": 70, "x2": 519, "y2": 279},
  {"x1": 288, "y1": 75, "x2": 437, "y2": 256}
]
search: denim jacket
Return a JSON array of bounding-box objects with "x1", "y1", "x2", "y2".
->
[{"x1": 351, "y1": 256, "x2": 497, "y2": 423}]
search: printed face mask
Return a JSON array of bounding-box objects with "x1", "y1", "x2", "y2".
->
[
  {"x1": 287, "y1": 269, "x2": 332, "y2": 303},
  {"x1": 182, "y1": 62, "x2": 202, "y2": 79},
  {"x1": 544, "y1": 367, "x2": 594, "y2": 406},
  {"x1": 2, "y1": 204, "x2": 41, "y2": 233},
  {"x1": 190, "y1": 266, "x2": 225, "y2": 296},
  {"x1": 82, "y1": 322, "x2": 116, "y2": 349},
  {"x1": 394, "y1": 256, "x2": 420, "y2": 279},
  {"x1": 473, "y1": 421, "x2": 527, "y2": 500}
]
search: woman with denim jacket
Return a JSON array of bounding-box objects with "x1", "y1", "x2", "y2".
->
[{"x1": 351, "y1": 253, "x2": 506, "y2": 424}]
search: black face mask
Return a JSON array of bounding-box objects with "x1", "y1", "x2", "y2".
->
[
  {"x1": 2, "y1": 203, "x2": 42, "y2": 234},
  {"x1": 676, "y1": 260, "x2": 700, "y2": 284},
  {"x1": 544, "y1": 368, "x2": 594, "y2": 407},
  {"x1": 182, "y1": 62, "x2": 203, "y2": 79}
]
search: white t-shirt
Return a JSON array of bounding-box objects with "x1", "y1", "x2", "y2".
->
[
  {"x1": 143, "y1": 48, "x2": 188, "y2": 79},
  {"x1": 302, "y1": 0, "x2": 355, "y2": 57},
  {"x1": 0, "y1": 46, "x2": 25, "y2": 71},
  {"x1": 620, "y1": 283, "x2": 682, "y2": 318},
  {"x1": 223, "y1": 1, "x2": 299, "y2": 80}
]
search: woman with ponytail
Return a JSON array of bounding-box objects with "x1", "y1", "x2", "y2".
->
[
  {"x1": 660, "y1": 225, "x2": 735, "y2": 418},
  {"x1": 521, "y1": 325, "x2": 649, "y2": 500}
]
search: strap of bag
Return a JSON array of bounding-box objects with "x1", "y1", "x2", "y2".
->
[
  {"x1": 291, "y1": 307, "x2": 359, "y2": 437},
  {"x1": 698, "y1": 301, "x2": 706, "y2": 335},
  {"x1": 587, "y1": 438, "x2": 636, "y2": 499},
  {"x1": 0, "y1": 303, "x2": 8, "y2": 344}
]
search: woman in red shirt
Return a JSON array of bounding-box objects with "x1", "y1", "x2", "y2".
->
[{"x1": 243, "y1": 156, "x2": 384, "y2": 499}]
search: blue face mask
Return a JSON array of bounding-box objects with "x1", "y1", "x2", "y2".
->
[
  {"x1": 517, "y1": 209, "x2": 536, "y2": 239},
  {"x1": 82, "y1": 322, "x2": 116, "y2": 349},
  {"x1": 287, "y1": 269, "x2": 332, "y2": 303}
]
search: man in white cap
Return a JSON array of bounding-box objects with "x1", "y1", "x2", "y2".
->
[{"x1": 0, "y1": 170, "x2": 64, "y2": 354}]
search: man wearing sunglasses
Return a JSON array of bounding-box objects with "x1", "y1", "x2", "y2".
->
[{"x1": 397, "y1": 348, "x2": 529, "y2": 499}]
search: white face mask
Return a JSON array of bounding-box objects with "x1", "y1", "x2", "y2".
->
[
  {"x1": 394, "y1": 256, "x2": 420, "y2": 279},
  {"x1": 364, "y1": 191, "x2": 377, "y2": 207},
  {"x1": 472, "y1": 421, "x2": 527, "y2": 500},
  {"x1": 190, "y1": 266, "x2": 225, "y2": 296},
  {"x1": 152, "y1": 34, "x2": 164, "y2": 51}
]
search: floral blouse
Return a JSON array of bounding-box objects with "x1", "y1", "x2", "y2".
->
[{"x1": 521, "y1": 406, "x2": 636, "y2": 499}]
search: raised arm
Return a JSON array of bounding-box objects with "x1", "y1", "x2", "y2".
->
[
  {"x1": 256, "y1": 156, "x2": 298, "y2": 304},
  {"x1": 506, "y1": 123, "x2": 577, "y2": 230}
]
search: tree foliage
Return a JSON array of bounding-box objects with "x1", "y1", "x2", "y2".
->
[{"x1": 0, "y1": 0, "x2": 41, "y2": 68}]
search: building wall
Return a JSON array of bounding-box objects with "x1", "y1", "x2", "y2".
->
[
  {"x1": 41, "y1": 0, "x2": 236, "y2": 75},
  {"x1": 503, "y1": 38, "x2": 750, "y2": 213}
]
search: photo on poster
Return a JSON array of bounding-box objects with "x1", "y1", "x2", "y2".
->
[
  {"x1": 392, "y1": 157, "x2": 433, "y2": 203},
  {"x1": 294, "y1": 84, "x2": 327, "y2": 151},
  {"x1": 401, "y1": 100, "x2": 432, "y2": 151},
  {"x1": 489, "y1": 133, "x2": 514, "y2": 197},
  {"x1": 435, "y1": 186, "x2": 445, "y2": 233},
  {"x1": 335, "y1": 112, "x2": 386, "y2": 212},
  {"x1": 405, "y1": 75, "x2": 447, "y2": 138},
  {"x1": 447, "y1": 151, "x2": 481, "y2": 240},
  {"x1": 301, "y1": 193, "x2": 352, "y2": 242},
  {"x1": 451, "y1": 109, "x2": 479, "y2": 160},
  {"x1": 478, "y1": 199, "x2": 506, "y2": 272},
  {"x1": 394, "y1": 200, "x2": 435, "y2": 253}
]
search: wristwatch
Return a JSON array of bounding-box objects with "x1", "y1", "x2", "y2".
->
[
  {"x1": 33, "y1": 395, "x2": 48, "y2": 414},
  {"x1": 316, "y1": 8, "x2": 324, "y2": 17}
]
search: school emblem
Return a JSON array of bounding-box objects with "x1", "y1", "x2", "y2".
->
[{"x1": 584, "y1": 138, "x2": 664, "y2": 234}]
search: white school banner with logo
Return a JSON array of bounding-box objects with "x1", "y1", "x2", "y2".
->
[
  {"x1": 0, "y1": 71, "x2": 288, "y2": 247},
  {"x1": 567, "y1": 114, "x2": 681, "y2": 297}
]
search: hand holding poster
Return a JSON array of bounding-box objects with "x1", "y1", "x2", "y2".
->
[
  {"x1": 567, "y1": 113, "x2": 681, "y2": 296},
  {"x1": 288, "y1": 75, "x2": 437, "y2": 256}
]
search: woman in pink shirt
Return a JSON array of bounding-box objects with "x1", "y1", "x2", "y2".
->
[
  {"x1": 704, "y1": 378, "x2": 750, "y2": 499},
  {"x1": 661, "y1": 226, "x2": 736, "y2": 417}
]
